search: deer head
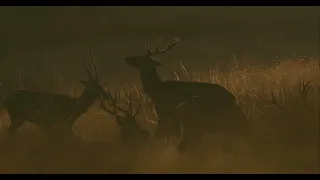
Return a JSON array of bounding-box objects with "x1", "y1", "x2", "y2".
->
[
  {"x1": 100, "y1": 91, "x2": 149, "y2": 146},
  {"x1": 124, "y1": 38, "x2": 179, "y2": 72},
  {"x1": 101, "y1": 91, "x2": 141, "y2": 129},
  {"x1": 79, "y1": 52, "x2": 112, "y2": 103}
]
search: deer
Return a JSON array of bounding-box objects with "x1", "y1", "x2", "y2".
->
[
  {"x1": 124, "y1": 37, "x2": 237, "y2": 141},
  {"x1": 172, "y1": 96, "x2": 251, "y2": 154},
  {"x1": 100, "y1": 90, "x2": 150, "y2": 152},
  {"x1": 0, "y1": 53, "x2": 113, "y2": 136}
]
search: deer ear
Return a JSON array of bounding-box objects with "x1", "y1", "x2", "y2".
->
[
  {"x1": 151, "y1": 59, "x2": 163, "y2": 66},
  {"x1": 80, "y1": 80, "x2": 88, "y2": 86}
]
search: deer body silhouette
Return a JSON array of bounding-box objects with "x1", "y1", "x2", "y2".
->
[
  {"x1": 173, "y1": 96, "x2": 250, "y2": 153},
  {"x1": 0, "y1": 54, "x2": 111, "y2": 134},
  {"x1": 124, "y1": 38, "x2": 236, "y2": 140}
]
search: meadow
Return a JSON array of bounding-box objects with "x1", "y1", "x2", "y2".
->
[{"x1": 0, "y1": 57, "x2": 319, "y2": 174}]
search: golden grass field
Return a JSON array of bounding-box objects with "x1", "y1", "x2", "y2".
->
[{"x1": 0, "y1": 57, "x2": 319, "y2": 174}]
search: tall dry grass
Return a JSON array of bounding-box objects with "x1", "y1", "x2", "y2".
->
[{"x1": 0, "y1": 57, "x2": 319, "y2": 173}]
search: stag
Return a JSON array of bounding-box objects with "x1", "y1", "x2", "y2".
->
[
  {"x1": 0, "y1": 53, "x2": 112, "y2": 135},
  {"x1": 124, "y1": 38, "x2": 237, "y2": 140},
  {"x1": 100, "y1": 91, "x2": 150, "y2": 151},
  {"x1": 172, "y1": 96, "x2": 250, "y2": 154}
]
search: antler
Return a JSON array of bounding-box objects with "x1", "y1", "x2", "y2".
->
[
  {"x1": 100, "y1": 90, "x2": 141, "y2": 126},
  {"x1": 270, "y1": 89, "x2": 282, "y2": 108},
  {"x1": 146, "y1": 37, "x2": 179, "y2": 57},
  {"x1": 103, "y1": 89, "x2": 127, "y2": 113},
  {"x1": 125, "y1": 92, "x2": 141, "y2": 119},
  {"x1": 298, "y1": 81, "x2": 311, "y2": 104},
  {"x1": 100, "y1": 92, "x2": 124, "y2": 126},
  {"x1": 83, "y1": 52, "x2": 99, "y2": 80},
  {"x1": 100, "y1": 91, "x2": 116, "y2": 115}
]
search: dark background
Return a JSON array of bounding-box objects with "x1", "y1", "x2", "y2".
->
[{"x1": 0, "y1": 6, "x2": 319, "y2": 89}]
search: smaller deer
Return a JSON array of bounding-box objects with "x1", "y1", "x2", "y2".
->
[
  {"x1": 0, "y1": 53, "x2": 112, "y2": 135},
  {"x1": 172, "y1": 96, "x2": 250, "y2": 154},
  {"x1": 100, "y1": 90, "x2": 150, "y2": 151}
]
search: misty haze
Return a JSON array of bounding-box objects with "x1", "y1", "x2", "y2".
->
[{"x1": 0, "y1": 6, "x2": 319, "y2": 174}]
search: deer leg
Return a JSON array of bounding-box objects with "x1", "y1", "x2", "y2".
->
[
  {"x1": 177, "y1": 137, "x2": 187, "y2": 153},
  {"x1": 1, "y1": 117, "x2": 24, "y2": 149},
  {"x1": 154, "y1": 118, "x2": 171, "y2": 140},
  {"x1": 0, "y1": 117, "x2": 23, "y2": 152},
  {"x1": 172, "y1": 117, "x2": 182, "y2": 138},
  {"x1": 229, "y1": 107, "x2": 255, "y2": 152},
  {"x1": 62, "y1": 122, "x2": 76, "y2": 142},
  {"x1": 220, "y1": 121, "x2": 242, "y2": 155},
  {"x1": 154, "y1": 108, "x2": 174, "y2": 139},
  {"x1": 178, "y1": 132, "x2": 202, "y2": 154},
  {"x1": 187, "y1": 133, "x2": 203, "y2": 154},
  {"x1": 217, "y1": 105, "x2": 247, "y2": 153},
  {"x1": 177, "y1": 120, "x2": 188, "y2": 154},
  {"x1": 7, "y1": 117, "x2": 24, "y2": 134}
]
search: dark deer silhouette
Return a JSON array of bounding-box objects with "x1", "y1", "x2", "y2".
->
[
  {"x1": 124, "y1": 38, "x2": 236, "y2": 140},
  {"x1": 0, "y1": 53, "x2": 112, "y2": 135},
  {"x1": 100, "y1": 90, "x2": 150, "y2": 151},
  {"x1": 173, "y1": 96, "x2": 250, "y2": 154}
]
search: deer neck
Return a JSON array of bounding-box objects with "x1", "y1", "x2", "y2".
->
[
  {"x1": 76, "y1": 90, "x2": 97, "y2": 113},
  {"x1": 140, "y1": 68, "x2": 163, "y2": 99}
]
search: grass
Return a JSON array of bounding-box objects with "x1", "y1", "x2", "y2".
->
[{"x1": 0, "y1": 57, "x2": 319, "y2": 174}]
